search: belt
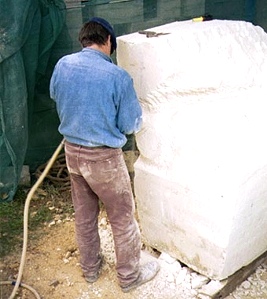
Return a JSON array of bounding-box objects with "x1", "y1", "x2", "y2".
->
[{"x1": 65, "y1": 140, "x2": 109, "y2": 149}]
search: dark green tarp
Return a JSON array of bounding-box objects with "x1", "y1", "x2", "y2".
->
[{"x1": 0, "y1": 0, "x2": 65, "y2": 201}]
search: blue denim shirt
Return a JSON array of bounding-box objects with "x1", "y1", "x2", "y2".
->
[{"x1": 50, "y1": 48, "x2": 142, "y2": 148}]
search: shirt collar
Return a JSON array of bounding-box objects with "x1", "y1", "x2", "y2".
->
[{"x1": 82, "y1": 47, "x2": 113, "y2": 63}]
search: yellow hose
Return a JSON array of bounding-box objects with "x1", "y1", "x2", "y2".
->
[
  {"x1": 0, "y1": 281, "x2": 41, "y2": 298},
  {"x1": 4, "y1": 139, "x2": 65, "y2": 299}
]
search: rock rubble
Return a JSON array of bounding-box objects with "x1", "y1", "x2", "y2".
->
[{"x1": 75, "y1": 215, "x2": 267, "y2": 299}]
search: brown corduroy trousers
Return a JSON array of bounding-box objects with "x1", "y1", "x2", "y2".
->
[{"x1": 64, "y1": 141, "x2": 141, "y2": 286}]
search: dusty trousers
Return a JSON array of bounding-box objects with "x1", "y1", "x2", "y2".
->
[{"x1": 64, "y1": 141, "x2": 141, "y2": 286}]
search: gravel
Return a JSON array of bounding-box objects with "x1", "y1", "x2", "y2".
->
[{"x1": 76, "y1": 215, "x2": 267, "y2": 299}]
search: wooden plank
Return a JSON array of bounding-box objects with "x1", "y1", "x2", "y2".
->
[{"x1": 198, "y1": 250, "x2": 267, "y2": 299}]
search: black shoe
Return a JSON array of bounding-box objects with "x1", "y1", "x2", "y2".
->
[
  {"x1": 85, "y1": 272, "x2": 99, "y2": 283},
  {"x1": 121, "y1": 261, "x2": 160, "y2": 293},
  {"x1": 84, "y1": 256, "x2": 103, "y2": 283}
]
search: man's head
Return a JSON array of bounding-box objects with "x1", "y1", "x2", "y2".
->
[{"x1": 78, "y1": 17, "x2": 117, "y2": 54}]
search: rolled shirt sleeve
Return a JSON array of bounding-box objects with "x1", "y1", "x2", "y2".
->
[{"x1": 116, "y1": 75, "x2": 142, "y2": 135}]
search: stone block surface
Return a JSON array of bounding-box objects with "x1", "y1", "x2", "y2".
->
[{"x1": 117, "y1": 20, "x2": 267, "y2": 280}]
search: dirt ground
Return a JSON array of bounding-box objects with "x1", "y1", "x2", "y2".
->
[
  {"x1": 0, "y1": 201, "x2": 172, "y2": 299},
  {"x1": 0, "y1": 206, "x2": 125, "y2": 299}
]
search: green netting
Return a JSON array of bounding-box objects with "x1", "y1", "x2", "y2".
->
[
  {"x1": 0, "y1": 0, "x2": 264, "y2": 202},
  {"x1": 0, "y1": 0, "x2": 66, "y2": 202}
]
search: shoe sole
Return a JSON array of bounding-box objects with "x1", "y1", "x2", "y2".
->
[
  {"x1": 84, "y1": 256, "x2": 103, "y2": 283},
  {"x1": 121, "y1": 261, "x2": 160, "y2": 293}
]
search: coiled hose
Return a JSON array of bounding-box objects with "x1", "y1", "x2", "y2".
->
[{"x1": 1, "y1": 139, "x2": 65, "y2": 299}]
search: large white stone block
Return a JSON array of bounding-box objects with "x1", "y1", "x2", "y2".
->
[{"x1": 117, "y1": 20, "x2": 267, "y2": 280}]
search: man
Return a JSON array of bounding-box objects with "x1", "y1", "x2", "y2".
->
[{"x1": 50, "y1": 17, "x2": 159, "y2": 293}]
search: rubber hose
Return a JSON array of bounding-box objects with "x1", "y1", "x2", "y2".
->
[
  {"x1": 0, "y1": 281, "x2": 41, "y2": 298},
  {"x1": 5, "y1": 139, "x2": 65, "y2": 299}
]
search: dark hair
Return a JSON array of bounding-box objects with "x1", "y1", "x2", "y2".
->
[{"x1": 78, "y1": 22, "x2": 110, "y2": 48}]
